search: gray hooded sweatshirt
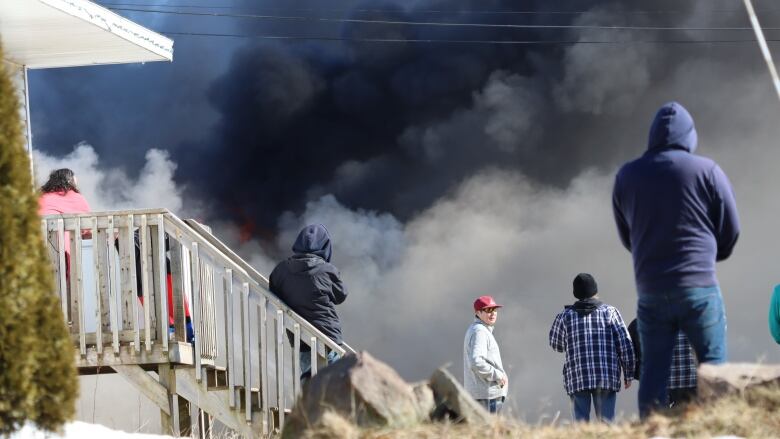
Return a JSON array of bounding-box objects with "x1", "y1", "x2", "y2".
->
[{"x1": 463, "y1": 318, "x2": 508, "y2": 400}]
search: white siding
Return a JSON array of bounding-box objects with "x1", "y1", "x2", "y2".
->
[{"x1": 4, "y1": 60, "x2": 33, "y2": 179}]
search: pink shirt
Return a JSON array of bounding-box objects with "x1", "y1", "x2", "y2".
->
[
  {"x1": 39, "y1": 191, "x2": 91, "y2": 257},
  {"x1": 38, "y1": 191, "x2": 91, "y2": 216}
]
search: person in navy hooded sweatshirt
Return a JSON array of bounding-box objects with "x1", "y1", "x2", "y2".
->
[
  {"x1": 612, "y1": 102, "x2": 740, "y2": 418},
  {"x1": 270, "y1": 224, "x2": 348, "y2": 379}
]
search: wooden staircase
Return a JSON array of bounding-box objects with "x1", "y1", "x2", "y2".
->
[{"x1": 42, "y1": 208, "x2": 355, "y2": 437}]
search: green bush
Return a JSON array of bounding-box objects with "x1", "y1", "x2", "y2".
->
[{"x1": 0, "y1": 44, "x2": 77, "y2": 433}]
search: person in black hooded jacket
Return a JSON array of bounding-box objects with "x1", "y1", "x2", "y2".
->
[{"x1": 269, "y1": 224, "x2": 347, "y2": 378}]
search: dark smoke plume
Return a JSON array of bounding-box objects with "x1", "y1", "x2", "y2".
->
[{"x1": 32, "y1": 0, "x2": 773, "y2": 230}]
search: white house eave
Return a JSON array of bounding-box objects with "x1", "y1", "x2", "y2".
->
[{"x1": 1, "y1": 0, "x2": 173, "y2": 69}]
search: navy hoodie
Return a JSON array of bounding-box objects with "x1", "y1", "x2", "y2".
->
[
  {"x1": 269, "y1": 224, "x2": 347, "y2": 346},
  {"x1": 612, "y1": 102, "x2": 740, "y2": 294}
]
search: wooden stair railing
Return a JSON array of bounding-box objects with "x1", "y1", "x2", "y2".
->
[{"x1": 42, "y1": 208, "x2": 356, "y2": 437}]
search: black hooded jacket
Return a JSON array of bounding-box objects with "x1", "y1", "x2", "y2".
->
[{"x1": 269, "y1": 225, "x2": 347, "y2": 346}]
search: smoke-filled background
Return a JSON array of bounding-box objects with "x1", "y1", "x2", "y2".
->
[{"x1": 29, "y1": 0, "x2": 780, "y2": 430}]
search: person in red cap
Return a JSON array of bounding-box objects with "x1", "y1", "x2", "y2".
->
[{"x1": 463, "y1": 295, "x2": 508, "y2": 413}]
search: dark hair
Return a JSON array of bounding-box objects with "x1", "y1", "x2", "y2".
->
[{"x1": 41, "y1": 168, "x2": 79, "y2": 194}]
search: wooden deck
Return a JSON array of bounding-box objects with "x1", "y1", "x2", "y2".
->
[{"x1": 42, "y1": 209, "x2": 355, "y2": 437}]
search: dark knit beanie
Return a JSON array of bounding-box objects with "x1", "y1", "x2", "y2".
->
[{"x1": 573, "y1": 273, "x2": 598, "y2": 299}]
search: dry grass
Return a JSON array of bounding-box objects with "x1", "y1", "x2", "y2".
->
[{"x1": 301, "y1": 386, "x2": 780, "y2": 439}]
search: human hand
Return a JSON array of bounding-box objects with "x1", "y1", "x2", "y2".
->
[
  {"x1": 499, "y1": 376, "x2": 508, "y2": 388},
  {"x1": 625, "y1": 380, "x2": 632, "y2": 389}
]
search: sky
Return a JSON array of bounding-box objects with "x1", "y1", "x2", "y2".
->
[{"x1": 27, "y1": 0, "x2": 780, "y2": 428}]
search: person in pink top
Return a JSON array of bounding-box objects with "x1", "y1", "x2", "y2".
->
[
  {"x1": 38, "y1": 168, "x2": 90, "y2": 216},
  {"x1": 39, "y1": 168, "x2": 90, "y2": 300}
]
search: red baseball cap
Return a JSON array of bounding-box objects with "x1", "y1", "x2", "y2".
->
[{"x1": 473, "y1": 295, "x2": 503, "y2": 311}]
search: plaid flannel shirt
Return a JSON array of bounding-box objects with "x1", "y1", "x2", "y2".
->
[
  {"x1": 549, "y1": 303, "x2": 635, "y2": 395},
  {"x1": 669, "y1": 332, "x2": 697, "y2": 389}
]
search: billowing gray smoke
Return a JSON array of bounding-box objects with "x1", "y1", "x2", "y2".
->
[
  {"x1": 33, "y1": 0, "x2": 771, "y2": 228},
  {"x1": 30, "y1": 0, "x2": 780, "y2": 427}
]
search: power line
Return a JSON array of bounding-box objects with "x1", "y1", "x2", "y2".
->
[
  {"x1": 97, "y1": 2, "x2": 780, "y2": 16},
  {"x1": 160, "y1": 31, "x2": 780, "y2": 45},
  {"x1": 109, "y1": 7, "x2": 780, "y2": 31},
  {"x1": 744, "y1": 0, "x2": 780, "y2": 100}
]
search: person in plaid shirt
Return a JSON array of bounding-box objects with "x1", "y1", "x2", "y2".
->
[
  {"x1": 628, "y1": 319, "x2": 697, "y2": 407},
  {"x1": 549, "y1": 273, "x2": 635, "y2": 423}
]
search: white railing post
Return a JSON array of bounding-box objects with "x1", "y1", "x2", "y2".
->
[
  {"x1": 242, "y1": 282, "x2": 251, "y2": 423},
  {"x1": 293, "y1": 323, "x2": 301, "y2": 398},
  {"x1": 56, "y1": 218, "x2": 67, "y2": 319},
  {"x1": 125, "y1": 214, "x2": 141, "y2": 352},
  {"x1": 224, "y1": 269, "x2": 235, "y2": 408},
  {"x1": 155, "y1": 214, "x2": 168, "y2": 352},
  {"x1": 40, "y1": 219, "x2": 47, "y2": 246},
  {"x1": 275, "y1": 309, "x2": 284, "y2": 428},
  {"x1": 91, "y1": 216, "x2": 103, "y2": 354},
  {"x1": 139, "y1": 215, "x2": 152, "y2": 350},
  {"x1": 258, "y1": 295, "x2": 269, "y2": 435},
  {"x1": 191, "y1": 242, "x2": 202, "y2": 381},
  {"x1": 74, "y1": 217, "x2": 86, "y2": 356},
  {"x1": 310, "y1": 337, "x2": 318, "y2": 378},
  {"x1": 107, "y1": 215, "x2": 120, "y2": 355}
]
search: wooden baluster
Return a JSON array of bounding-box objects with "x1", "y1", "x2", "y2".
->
[
  {"x1": 73, "y1": 217, "x2": 86, "y2": 356},
  {"x1": 224, "y1": 269, "x2": 235, "y2": 408},
  {"x1": 130, "y1": 214, "x2": 140, "y2": 351},
  {"x1": 139, "y1": 215, "x2": 152, "y2": 351},
  {"x1": 258, "y1": 295, "x2": 269, "y2": 435},
  {"x1": 107, "y1": 215, "x2": 120, "y2": 354},
  {"x1": 169, "y1": 239, "x2": 187, "y2": 343},
  {"x1": 242, "y1": 282, "x2": 251, "y2": 423},
  {"x1": 208, "y1": 266, "x2": 217, "y2": 361},
  {"x1": 154, "y1": 214, "x2": 168, "y2": 352},
  {"x1": 310, "y1": 337, "x2": 318, "y2": 378},
  {"x1": 293, "y1": 323, "x2": 301, "y2": 398},
  {"x1": 275, "y1": 309, "x2": 284, "y2": 428},
  {"x1": 203, "y1": 264, "x2": 216, "y2": 361},
  {"x1": 191, "y1": 242, "x2": 203, "y2": 381},
  {"x1": 43, "y1": 221, "x2": 59, "y2": 299},
  {"x1": 67, "y1": 219, "x2": 79, "y2": 330},
  {"x1": 120, "y1": 214, "x2": 141, "y2": 352},
  {"x1": 91, "y1": 216, "x2": 103, "y2": 354},
  {"x1": 56, "y1": 218, "x2": 67, "y2": 319},
  {"x1": 40, "y1": 219, "x2": 47, "y2": 246}
]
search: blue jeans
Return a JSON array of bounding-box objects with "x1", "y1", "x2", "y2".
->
[
  {"x1": 476, "y1": 396, "x2": 505, "y2": 414},
  {"x1": 300, "y1": 349, "x2": 340, "y2": 381},
  {"x1": 637, "y1": 286, "x2": 727, "y2": 418},
  {"x1": 570, "y1": 389, "x2": 616, "y2": 422}
]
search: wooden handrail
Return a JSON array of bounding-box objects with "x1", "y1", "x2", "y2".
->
[
  {"x1": 42, "y1": 208, "x2": 356, "y2": 430},
  {"x1": 183, "y1": 218, "x2": 357, "y2": 355}
]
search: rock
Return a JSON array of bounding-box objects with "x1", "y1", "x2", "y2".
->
[
  {"x1": 411, "y1": 381, "x2": 435, "y2": 419},
  {"x1": 697, "y1": 362, "x2": 780, "y2": 400},
  {"x1": 299, "y1": 411, "x2": 359, "y2": 439},
  {"x1": 283, "y1": 351, "x2": 429, "y2": 438},
  {"x1": 428, "y1": 367, "x2": 491, "y2": 424}
]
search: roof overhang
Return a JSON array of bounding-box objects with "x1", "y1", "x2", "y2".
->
[{"x1": 0, "y1": 0, "x2": 173, "y2": 69}]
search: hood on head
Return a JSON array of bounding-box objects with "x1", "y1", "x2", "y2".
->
[
  {"x1": 570, "y1": 298, "x2": 603, "y2": 316},
  {"x1": 647, "y1": 101, "x2": 698, "y2": 153},
  {"x1": 292, "y1": 224, "x2": 332, "y2": 262}
]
